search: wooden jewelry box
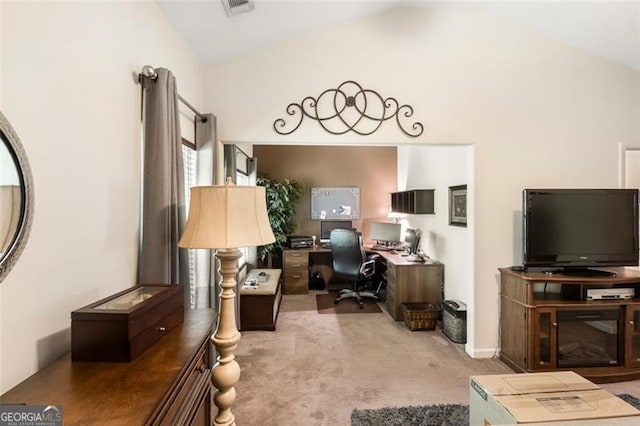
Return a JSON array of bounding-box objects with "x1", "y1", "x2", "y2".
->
[{"x1": 71, "y1": 284, "x2": 184, "y2": 362}]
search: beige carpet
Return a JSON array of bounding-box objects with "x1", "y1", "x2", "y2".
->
[
  {"x1": 315, "y1": 292, "x2": 382, "y2": 314},
  {"x1": 233, "y1": 291, "x2": 640, "y2": 426}
]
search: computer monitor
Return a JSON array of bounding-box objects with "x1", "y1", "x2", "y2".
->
[
  {"x1": 371, "y1": 222, "x2": 402, "y2": 245},
  {"x1": 320, "y1": 220, "x2": 353, "y2": 243},
  {"x1": 405, "y1": 228, "x2": 422, "y2": 255}
]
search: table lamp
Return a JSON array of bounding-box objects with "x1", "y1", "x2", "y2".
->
[{"x1": 179, "y1": 179, "x2": 275, "y2": 426}]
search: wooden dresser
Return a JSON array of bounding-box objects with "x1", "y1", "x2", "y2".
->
[{"x1": 0, "y1": 309, "x2": 217, "y2": 425}]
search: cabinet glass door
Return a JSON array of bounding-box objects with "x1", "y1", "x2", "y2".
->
[
  {"x1": 556, "y1": 308, "x2": 621, "y2": 368},
  {"x1": 534, "y1": 308, "x2": 557, "y2": 368},
  {"x1": 627, "y1": 307, "x2": 640, "y2": 367}
]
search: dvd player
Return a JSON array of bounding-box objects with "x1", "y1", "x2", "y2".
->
[{"x1": 586, "y1": 288, "x2": 635, "y2": 301}]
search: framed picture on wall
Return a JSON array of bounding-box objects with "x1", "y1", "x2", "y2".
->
[{"x1": 449, "y1": 185, "x2": 467, "y2": 227}]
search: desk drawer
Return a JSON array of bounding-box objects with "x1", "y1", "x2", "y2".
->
[
  {"x1": 386, "y1": 262, "x2": 396, "y2": 284},
  {"x1": 168, "y1": 343, "x2": 209, "y2": 424},
  {"x1": 283, "y1": 250, "x2": 310, "y2": 295},
  {"x1": 284, "y1": 273, "x2": 308, "y2": 294},
  {"x1": 284, "y1": 251, "x2": 308, "y2": 272},
  {"x1": 386, "y1": 293, "x2": 396, "y2": 319},
  {"x1": 150, "y1": 335, "x2": 212, "y2": 425}
]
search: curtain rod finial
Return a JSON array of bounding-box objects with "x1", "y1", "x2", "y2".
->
[{"x1": 140, "y1": 65, "x2": 157, "y2": 80}]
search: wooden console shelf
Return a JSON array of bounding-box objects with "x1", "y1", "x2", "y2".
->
[
  {"x1": 1, "y1": 309, "x2": 217, "y2": 425},
  {"x1": 499, "y1": 268, "x2": 640, "y2": 383}
]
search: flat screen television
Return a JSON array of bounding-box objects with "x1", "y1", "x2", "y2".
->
[{"x1": 523, "y1": 188, "x2": 639, "y2": 276}]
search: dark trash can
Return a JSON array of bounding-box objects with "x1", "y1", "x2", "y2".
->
[{"x1": 443, "y1": 299, "x2": 467, "y2": 344}]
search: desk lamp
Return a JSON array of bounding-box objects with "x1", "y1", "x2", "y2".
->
[
  {"x1": 387, "y1": 207, "x2": 403, "y2": 224},
  {"x1": 179, "y1": 179, "x2": 275, "y2": 426}
]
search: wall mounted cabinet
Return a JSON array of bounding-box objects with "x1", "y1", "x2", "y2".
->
[{"x1": 390, "y1": 189, "x2": 434, "y2": 214}]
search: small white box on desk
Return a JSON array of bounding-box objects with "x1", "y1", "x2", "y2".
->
[{"x1": 470, "y1": 371, "x2": 640, "y2": 425}]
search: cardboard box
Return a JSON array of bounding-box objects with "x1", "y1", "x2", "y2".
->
[{"x1": 470, "y1": 371, "x2": 640, "y2": 425}]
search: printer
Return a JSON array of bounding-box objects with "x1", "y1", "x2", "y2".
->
[{"x1": 286, "y1": 235, "x2": 313, "y2": 249}]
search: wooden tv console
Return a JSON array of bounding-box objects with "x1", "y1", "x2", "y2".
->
[{"x1": 499, "y1": 267, "x2": 640, "y2": 383}]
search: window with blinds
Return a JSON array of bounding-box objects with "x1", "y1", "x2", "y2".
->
[
  {"x1": 182, "y1": 144, "x2": 197, "y2": 307},
  {"x1": 182, "y1": 142, "x2": 252, "y2": 308}
]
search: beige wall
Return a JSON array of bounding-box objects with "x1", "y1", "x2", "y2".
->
[
  {"x1": 0, "y1": 1, "x2": 203, "y2": 392},
  {"x1": 625, "y1": 150, "x2": 640, "y2": 189},
  {"x1": 254, "y1": 145, "x2": 397, "y2": 243},
  {"x1": 204, "y1": 5, "x2": 640, "y2": 356},
  {"x1": 398, "y1": 145, "x2": 474, "y2": 305}
]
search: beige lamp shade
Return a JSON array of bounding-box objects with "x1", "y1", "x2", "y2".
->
[{"x1": 178, "y1": 183, "x2": 275, "y2": 249}]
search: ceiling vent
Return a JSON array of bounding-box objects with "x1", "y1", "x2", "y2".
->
[{"x1": 221, "y1": 0, "x2": 255, "y2": 17}]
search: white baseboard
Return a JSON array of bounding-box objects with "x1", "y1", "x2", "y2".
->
[{"x1": 465, "y1": 345, "x2": 500, "y2": 359}]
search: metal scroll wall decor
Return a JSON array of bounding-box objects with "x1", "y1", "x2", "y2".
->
[{"x1": 273, "y1": 80, "x2": 424, "y2": 137}]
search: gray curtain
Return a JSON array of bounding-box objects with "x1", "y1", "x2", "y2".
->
[{"x1": 138, "y1": 68, "x2": 188, "y2": 285}]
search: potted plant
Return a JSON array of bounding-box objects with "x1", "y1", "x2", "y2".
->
[{"x1": 257, "y1": 176, "x2": 304, "y2": 267}]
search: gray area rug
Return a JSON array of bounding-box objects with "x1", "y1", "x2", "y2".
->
[{"x1": 351, "y1": 393, "x2": 640, "y2": 426}]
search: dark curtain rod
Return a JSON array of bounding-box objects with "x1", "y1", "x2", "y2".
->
[
  {"x1": 177, "y1": 94, "x2": 207, "y2": 123},
  {"x1": 139, "y1": 65, "x2": 207, "y2": 123}
]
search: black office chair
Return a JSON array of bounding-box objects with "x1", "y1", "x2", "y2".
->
[{"x1": 330, "y1": 228, "x2": 381, "y2": 308}]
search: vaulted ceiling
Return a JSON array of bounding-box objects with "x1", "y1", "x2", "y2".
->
[{"x1": 157, "y1": 0, "x2": 640, "y2": 71}]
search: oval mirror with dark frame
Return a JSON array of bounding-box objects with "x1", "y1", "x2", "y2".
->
[{"x1": 0, "y1": 112, "x2": 34, "y2": 283}]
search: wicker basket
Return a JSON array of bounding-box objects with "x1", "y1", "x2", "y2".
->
[{"x1": 401, "y1": 303, "x2": 441, "y2": 331}]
